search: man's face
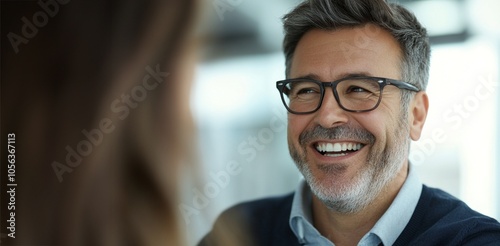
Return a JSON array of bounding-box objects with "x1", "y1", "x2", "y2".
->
[{"x1": 288, "y1": 25, "x2": 413, "y2": 213}]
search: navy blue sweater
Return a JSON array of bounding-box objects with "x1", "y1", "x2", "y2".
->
[{"x1": 198, "y1": 185, "x2": 500, "y2": 245}]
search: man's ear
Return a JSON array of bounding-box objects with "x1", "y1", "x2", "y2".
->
[{"x1": 409, "y1": 91, "x2": 429, "y2": 141}]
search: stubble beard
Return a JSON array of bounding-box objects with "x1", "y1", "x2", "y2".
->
[{"x1": 289, "y1": 118, "x2": 410, "y2": 214}]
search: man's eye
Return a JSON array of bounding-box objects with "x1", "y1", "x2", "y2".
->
[
  {"x1": 346, "y1": 86, "x2": 370, "y2": 93},
  {"x1": 297, "y1": 88, "x2": 317, "y2": 94},
  {"x1": 286, "y1": 81, "x2": 320, "y2": 98}
]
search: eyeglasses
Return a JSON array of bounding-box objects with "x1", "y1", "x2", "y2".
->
[{"x1": 276, "y1": 76, "x2": 420, "y2": 114}]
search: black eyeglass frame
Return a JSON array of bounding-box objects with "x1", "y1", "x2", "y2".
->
[{"x1": 276, "y1": 76, "x2": 420, "y2": 114}]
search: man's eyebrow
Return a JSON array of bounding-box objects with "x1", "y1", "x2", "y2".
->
[
  {"x1": 291, "y1": 73, "x2": 322, "y2": 80},
  {"x1": 338, "y1": 72, "x2": 373, "y2": 78},
  {"x1": 291, "y1": 72, "x2": 374, "y2": 81}
]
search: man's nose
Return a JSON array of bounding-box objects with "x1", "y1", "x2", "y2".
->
[{"x1": 314, "y1": 88, "x2": 349, "y2": 128}]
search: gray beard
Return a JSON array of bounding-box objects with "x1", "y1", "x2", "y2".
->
[{"x1": 289, "y1": 119, "x2": 409, "y2": 214}]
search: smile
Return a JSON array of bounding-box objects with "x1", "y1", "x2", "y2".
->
[{"x1": 315, "y1": 142, "x2": 365, "y2": 157}]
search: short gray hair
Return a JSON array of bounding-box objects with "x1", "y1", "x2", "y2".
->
[{"x1": 282, "y1": 0, "x2": 430, "y2": 93}]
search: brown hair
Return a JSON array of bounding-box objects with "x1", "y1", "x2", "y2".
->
[{"x1": 2, "y1": 0, "x2": 197, "y2": 245}]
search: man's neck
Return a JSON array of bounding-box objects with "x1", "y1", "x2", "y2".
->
[{"x1": 312, "y1": 163, "x2": 408, "y2": 246}]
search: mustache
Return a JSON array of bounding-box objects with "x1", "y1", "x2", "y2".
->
[{"x1": 299, "y1": 125, "x2": 376, "y2": 145}]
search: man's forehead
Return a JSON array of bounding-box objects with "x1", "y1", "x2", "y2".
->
[{"x1": 290, "y1": 26, "x2": 402, "y2": 80}]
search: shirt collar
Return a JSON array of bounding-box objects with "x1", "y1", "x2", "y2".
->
[
  {"x1": 290, "y1": 180, "x2": 333, "y2": 245},
  {"x1": 367, "y1": 163, "x2": 422, "y2": 245},
  {"x1": 289, "y1": 164, "x2": 422, "y2": 246}
]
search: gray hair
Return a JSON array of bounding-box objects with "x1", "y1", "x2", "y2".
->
[{"x1": 283, "y1": 0, "x2": 431, "y2": 100}]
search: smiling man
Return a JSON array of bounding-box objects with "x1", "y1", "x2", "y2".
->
[{"x1": 199, "y1": 0, "x2": 500, "y2": 245}]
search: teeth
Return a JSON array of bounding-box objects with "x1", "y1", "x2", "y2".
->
[
  {"x1": 325, "y1": 153, "x2": 348, "y2": 157},
  {"x1": 316, "y1": 142, "x2": 363, "y2": 153},
  {"x1": 333, "y1": 143, "x2": 341, "y2": 152}
]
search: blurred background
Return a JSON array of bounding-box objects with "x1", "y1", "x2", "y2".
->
[{"x1": 185, "y1": 0, "x2": 500, "y2": 245}]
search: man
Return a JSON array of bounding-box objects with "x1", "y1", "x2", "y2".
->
[{"x1": 199, "y1": 0, "x2": 500, "y2": 245}]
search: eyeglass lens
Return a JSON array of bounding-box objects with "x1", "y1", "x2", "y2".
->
[{"x1": 282, "y1": 78, "x2": 382, "y2": 113}]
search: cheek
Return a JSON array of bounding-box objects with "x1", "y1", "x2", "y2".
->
[
  {"x1": 378, "y1": 118, "x2": 403, "y2": 151},
  {"x1": 287, "y1": 114, "x2": 311, "y2": 143},
  {"x1": 356, "y1": 113, "x2": 392, "y2": 146}
]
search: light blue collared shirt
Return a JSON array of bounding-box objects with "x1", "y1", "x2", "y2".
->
[{"x1": 289, "y1": 164, "x2": 423, "y2": 246}]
